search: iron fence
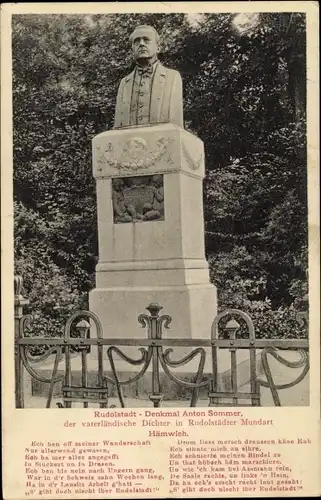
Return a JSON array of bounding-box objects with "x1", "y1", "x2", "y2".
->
[{"x1": 14, "y1": 277, "x2": 309, "y2": 409}]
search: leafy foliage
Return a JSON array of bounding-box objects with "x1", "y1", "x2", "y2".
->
[{"x1": 13, "y1": 13, "x2": 307, "y2": 338}]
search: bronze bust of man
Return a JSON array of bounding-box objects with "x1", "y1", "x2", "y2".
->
[{"x1": 114, "y1": 25, "x2": 184, "y2": 129}]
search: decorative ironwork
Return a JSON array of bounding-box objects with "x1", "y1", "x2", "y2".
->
[
  {"x1": 257, "y1": 348, "x2": 309, "y2": 406},
  {"x1": 61, "y1": 310, "x2": 110, "y2": 408},
  {"x1": 256, "y1": 293, "x2": 309, "y2": 406},
  {"x1": 107, "y1": 303, "x2": 207, "y2": 408},
  {"x1": 209, "y1": 309, "x2": 261, "y2": 407},
  {"x1": 14, "y1": 284, "x2": 111, "y2": 408},
  {"x1": 14, "y1": 276, "x2": 309, "y2": 409}
]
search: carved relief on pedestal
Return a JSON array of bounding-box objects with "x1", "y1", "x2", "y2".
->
[
  {"x1": 112, "y1": 174, "x2": 164, "y2": 223},
  {"x1": 181, "y1": 139, "x2": 203, "y2": 171},
  {"x1": 97, "y1": 136, "x2": 174, "y2": 173}
]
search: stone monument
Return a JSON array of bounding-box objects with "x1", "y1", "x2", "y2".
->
[{"x1": 89, "y1": 25, "x2": 217, "y2": 343}]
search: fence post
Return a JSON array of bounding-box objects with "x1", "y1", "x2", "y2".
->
[
  {"x1": 14, "y1": 276, "x2": 29, "y2": 408},
  {"x1": 146, "y1": 303, "x2": 164, "y2": 407}
]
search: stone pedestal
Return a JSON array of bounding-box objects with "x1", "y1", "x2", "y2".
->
[{"x1": 89, "y1": 123, "x2": 217, "y2": 343}]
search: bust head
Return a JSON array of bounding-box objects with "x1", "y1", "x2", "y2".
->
[{"x1": 129, "y1": 25, "x2": 160, "y2": 64}]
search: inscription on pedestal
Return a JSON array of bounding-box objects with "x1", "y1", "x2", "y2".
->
[{"x1": 112, "y1": 174, "x2": 164, "y2": 223}]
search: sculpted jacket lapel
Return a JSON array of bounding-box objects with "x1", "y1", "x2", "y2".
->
[
  {"x1": 121, "y1": 70, "x2": 135, "y2": 126},
  {"x1": 149, "y1": 64, "x2": 167, "y2": 123}
]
